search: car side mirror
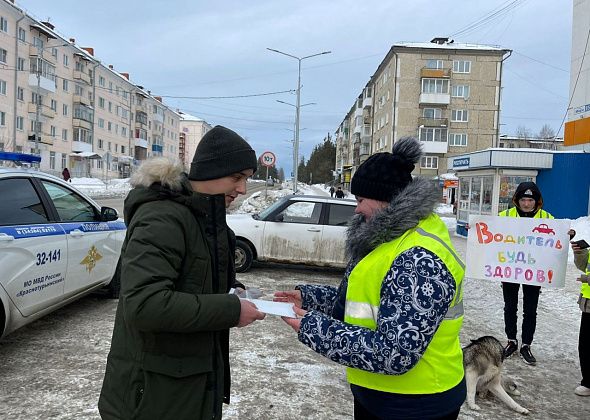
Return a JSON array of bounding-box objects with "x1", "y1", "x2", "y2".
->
[
  {"x1": 100, "y1": 206, "x2": 119, "y2": 222},
  {"x1": 275, "y1": 214, "x2": 284, "y2": 222}
]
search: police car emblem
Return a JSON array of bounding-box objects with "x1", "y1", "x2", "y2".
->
[{"x1": 80, "y1": 245, "x2": 103, "y2": 272}]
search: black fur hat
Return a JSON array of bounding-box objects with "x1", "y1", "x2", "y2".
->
[
  {"x1": 188, "y1": 125, "x2": 257, "y2": 181},
  {"x1": 350, "y1": 137, "x2": 422, "y2": 202}
]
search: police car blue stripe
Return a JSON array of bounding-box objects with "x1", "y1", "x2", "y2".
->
[{"x1": 0, "y1": 221, "x2": 126, "y2": 239}]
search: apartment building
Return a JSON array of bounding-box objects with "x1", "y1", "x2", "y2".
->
[
  {"x1": 335, "y1": 38, "x2": 511, "y2": 182},
  {"x1": 177, "y1": 111, "x2": 211, "y2": 171},
  {"x1": 0, "y1": 0, "x2": 180, "y2": 178}
]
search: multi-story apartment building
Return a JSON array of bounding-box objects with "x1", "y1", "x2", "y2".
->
[
  {"x1": 497, "y1": 134, "x2": 564, "y2": 150},
  {"x1": 335, "y1": 38, "x2": 511, "y2": 182},
  {"x1": 177, "y1": 111, "x2": 211, "y2": 172},
  {"x1": 0, "y1": 0, "x2": 179, "y2": 178}
]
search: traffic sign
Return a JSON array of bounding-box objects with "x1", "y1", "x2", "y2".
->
[{"x1": 259, "y1": 151, "x2": 276, "y2": 167}]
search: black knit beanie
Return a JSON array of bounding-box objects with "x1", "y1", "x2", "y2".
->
[
  {"x1": 513, "y1": 181, "x2": 541, "y2": 202},
  {"x1": 350, "y1": 137, "x2": 422, "y2": 202},
  {"x1": 188, "y1": 125, "x2": 257, "y2": 181}
]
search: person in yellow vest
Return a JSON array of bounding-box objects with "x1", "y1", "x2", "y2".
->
[
  {"x1": 275, "y1": 137, "x2": 465, "y2": 419},
  {"x1": 572, "y1": 238, "x2": 590, "y2": 396},
  {"x1": 498, "y1": 182, "x2": 553, "y2": 365}
]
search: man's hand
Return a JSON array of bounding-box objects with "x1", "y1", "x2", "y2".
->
[
  {"x1": 273, "y1": 290, "x2": 302, "y2": 309},
  {"x1": 281, "y1": 306, "x2": 307, "y2": 332},
  {"x1": 236, "y1": 299, "x2": 265, "y2": 327},
  {"x1": 577, "y1": 274, "x2": 590, "y2": 284}
]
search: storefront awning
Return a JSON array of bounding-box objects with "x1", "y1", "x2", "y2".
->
[
  {"x1": 117, "y1": 155, "x2": 134, "y2": 163},
  {"x1": 69, "y1": 152, "x2": 101, "y2": 159}
]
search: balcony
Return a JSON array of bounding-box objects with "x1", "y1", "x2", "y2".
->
[
  {"x1": 135, "y1": 103, "x2": 147, "y2": 113},
  {"x1": 134, "y1": 138, "x2": 148, "y2": 149},
  {"x1": 418, "y1": 117, "x2": 448, "y2": 127},
  {"x1": 353, "y1": 125, "x2": 362, "y2": 135},
  {"x1": 420, "y1": 140, "x2": 448, "y2": 154},
  {"x1": 29, "y1": 45, "x2": 57, "y2": 65},
  {"x1": 153, "y1": 112, "x2": 164, "y2": 123},
  {"x1": 419, "y1": 92, "x2": 450, "y2": 105},
  {"x1": 354, "y1": 107, "x2": 363, "y2": 118},
  {"x1": 152, "y1": 144, "x2": 163, "y2": 153},
  {"x1": 362, "y1": 109, "x2": 372, "y2": 124},
  {"x1": 27, "y1": 102, "x2": 56, "y2": 119},
  {"x1": 73, "y1": 118, "x2": 92, "y2": 131},
  {"x1": 73, "y1": 94, "x2": 91, "y2": 106},
  {"x1": 72, "y1": 140, "x2": 93, "y2": 153},
  {"x1": 363, "y1": 96, "x2": 372, "y2": 109},
  {"x1": 360, "y1": 142, "x2": 371, "y2": 157},
  {"x1": 73, "y1": 70, "x2": 91, "y2": 85},
  {"x1": 420, "y1": 67, "x2": 451, "y2": 78},
  {"x1": 28, "y1": 73, "x2": 56, "y2": 93}
]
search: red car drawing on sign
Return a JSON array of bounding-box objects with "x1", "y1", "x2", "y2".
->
[{"x1": 532, "y1": 223, "x2": 555, "y2": 235}]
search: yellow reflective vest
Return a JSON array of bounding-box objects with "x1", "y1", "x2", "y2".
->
[
  {"x1": 344, "y1": 214, "x2": 465, "y2": 394},
  {"x1": 582, "y1": 253, "x2": 590, "y2": 300},
  {"x1": 498, "y1": 207, "x2": 554, "y2": 219}
]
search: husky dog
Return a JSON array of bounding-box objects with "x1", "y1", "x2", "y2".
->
[{"x1": 463, "y1": 336, "x2": 530, "y2": 415}]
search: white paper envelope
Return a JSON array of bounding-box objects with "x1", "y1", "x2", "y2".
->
[{"x1": 243, "y1": 298, "x2": 297, "y2": 318}]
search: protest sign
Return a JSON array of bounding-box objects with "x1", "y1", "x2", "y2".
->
[{"x1": 466, "y1": 215, "x2": 570, "y2": 288}]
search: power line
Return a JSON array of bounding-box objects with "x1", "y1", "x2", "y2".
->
[
  {"x1": 450, "y1": 0, "x2": 527, "y2": 39},
  {"x1": 158, "y1": 90, "x2": 295, "y2": 100},
  {"x1": 512, "y1": 51, "x2": 568, "y2": 73}
]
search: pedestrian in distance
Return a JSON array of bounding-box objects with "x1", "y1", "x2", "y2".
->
[
  {"x1": 62, "y1": 167, "x2": 71, "y2": 182},
  {"x1": 329, "y1": 185, "x2": 335, "y2": 197},
  {"x1": 571, "y1": 234, "x2": 590, "y2": 397},
  {"x1": 275, "y1": 137, "x2": 466, "y2": 420},
  {"x1": 98, "y1": 125, "x2": 266, "y2": 420},
  {"x1": 498, "y1": 181, "x2": 553, "y2": 366},
  {"x1": 335, "y1": 186, "x2": 345, "y2": 198}
]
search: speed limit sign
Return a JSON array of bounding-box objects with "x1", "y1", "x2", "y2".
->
[{"x1": 259, "y1": 151, "x2": 276, "y2": 167}]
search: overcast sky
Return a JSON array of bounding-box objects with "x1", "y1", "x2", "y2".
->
[{"x1": 17, "y1": 0, "x2": 572, "y2": 177}]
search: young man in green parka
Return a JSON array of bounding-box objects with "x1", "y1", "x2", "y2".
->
[{"x1": 98, "y1": 125, "x2": 265, "y2": 420}]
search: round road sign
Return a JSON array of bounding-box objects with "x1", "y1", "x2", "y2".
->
[{"x1": 259, "y1": 151, "x2": 276, "y2": 167}]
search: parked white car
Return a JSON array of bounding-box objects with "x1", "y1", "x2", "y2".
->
[
  {"x1": 227, "y1": 195, "x2": 357, "y2": 272},
  {"x1": 0, "y1": 162, "x2": 125, "y2": 339}
]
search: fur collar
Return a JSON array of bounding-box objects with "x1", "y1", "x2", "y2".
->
[
  {"x1": 130, "y1": 157, "x2": 186, "y2": 191},
  {"x1": 345, "y1": 177, "x2": 439, "y2": 264}
]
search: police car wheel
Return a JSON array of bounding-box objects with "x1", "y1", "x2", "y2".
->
[{"x1": 235, "y1": 240, "x2": 253, "y2": 273}]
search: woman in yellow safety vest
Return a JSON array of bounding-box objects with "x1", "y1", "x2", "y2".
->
[
  {"x1": 572, "y1": 238, "x2": 590, "y2": 397},
  {"x1": 276, "y1": 137, "x2": 466, "y2": 419}
]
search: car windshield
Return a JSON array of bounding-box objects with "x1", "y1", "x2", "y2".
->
[{"x1": 258, "y1": 197, "x2": 289, "y2": 220}]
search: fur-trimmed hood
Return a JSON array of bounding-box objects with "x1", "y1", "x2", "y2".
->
[
  {"x1": 124, "y1": 158, "x2": 193, "y2": 224},
  {"x1": 345, "y1": 176, "x2": 439, "y2": 264}
]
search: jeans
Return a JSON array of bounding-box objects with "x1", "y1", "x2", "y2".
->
[{"x1": 502, "y1": 282, "x2": 541, "y2": 345}]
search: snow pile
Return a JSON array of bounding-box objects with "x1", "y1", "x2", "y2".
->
[
  {"x1": 69, "y1": 177, "x2": 132, "y2": 198},
  {"x1": 234, "y1": 189, "x2": 293, "y2": 214}
]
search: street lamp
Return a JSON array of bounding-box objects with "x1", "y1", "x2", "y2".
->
[{"x1": 267, "y1": 48, "x2": 331, "y2": 193}]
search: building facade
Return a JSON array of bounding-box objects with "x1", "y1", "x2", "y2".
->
[
  {"x1": 564, "y1": 0, "x2": 590, "y2": 149},
  {"x1": 335, "y1": 38, "x2": 511, "y2": 183},
  {"x1": 178, "y1": 111, "x2": 211, "y2": 171},
  {"x1": 0, "y1": 0, "x2": 180, "y2": 178}
]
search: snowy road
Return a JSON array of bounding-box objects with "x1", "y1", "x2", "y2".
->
[{"x1": 0, "y1": 232, "x2": 588, "y2": 419}]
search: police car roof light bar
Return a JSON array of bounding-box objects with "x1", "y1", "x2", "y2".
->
[{"x1": 0, "y1": 152, "x2": 42, "y2": 165}]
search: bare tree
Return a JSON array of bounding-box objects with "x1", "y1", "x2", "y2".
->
[
  {"x1": 537, "y1": 124, "x2": 556, "y2": 139},
  {"x1": 516, "y1": 125, "x2": 532, "y2": 139}
]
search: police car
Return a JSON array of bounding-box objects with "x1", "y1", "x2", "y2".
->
[{"x1": 0, "y1": 152, "x2": 126, "y2": 339}]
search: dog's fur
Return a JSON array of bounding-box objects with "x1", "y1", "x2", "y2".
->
[{"x1": 463, "y1": 336, "x2": 529, "y2": 415}]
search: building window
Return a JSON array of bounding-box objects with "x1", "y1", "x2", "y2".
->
[
  {"x1": 0, "y1": 48, "x2": 7, "y2": 64},
  {"x1": 422, "y1": 108, "x2": 442, "y2": 119},
  {"x1": 0, "y1": 17, "x2": 7, "y2": 33},
  {"x1": 51, "y1": 48, "x2": 57, "y2": 58},
  {"x1": 451, "y1": 85, "x2": 470, "y2": 99},
  {"x1": 17, "y1": 57, "x2": 25, "y2": 71},
  {"x1": 419, "y1": 127, "x2": 447, "y2": 142},
  {"x1": 121, "y1": 127, "x2": 127, "y2": 137},
  {"x1": 50, "y1": 126, "x2": 56, "y2": 138},
  {"x1": 0, "y1": 111, "x2": 5, "y2": 126},
  {"x1": 121, "y1": 145, "x2": 126, "y2": 154},
  {"x1": 75, "y1": 84, "x2": 83, "y2": 96},
  {"x1": 17, "y1": 86, "x2": 23, "y2": 101},
  {"x1": 98, "y1": 97, "x2": 105, "y2": 108},
  {"x1": 62, "y1": 129, "x2": 68, "y2": 141},
  {"x1": 449, "y1": 133, "x2": 468, "y2": 146},
  {"x1": 63, "y1": 104, "x2": 69, "y2": 116},
  {"x1": 451, "y1": 109, "x2": 469, "y2": 122},
  {"x1": 421, "y1": 78, "x2": 449, "y2": 94},
  {"x1": 61, "y1": 154, "x2": 66, "y2": 169},
  {"x1": 108, "y1": 141, "x2": 112, "y2": 151},
  {"x1": 98, "y1": 118, "x2": 104, "y2": 128},
  {"x1": 98, "y1": 138, "x2": 103, "y2": 149},
  {"x1": 426, "y1": 59, "x2": 443, "y2": 69},
  {"x1": 0, "y1": 79, "x2": 6, "y2": 95},
  {"x1": 50, "y1": 99, "x2": 57, "y2": 111},
  {"x1": 453, "y1": 60, "x2": 471, "y2": 73},
  {"x1": 108, "y1": 122, "x2": 112, "y2": 132},
  {"x1": 73, "y1": 127, "x2": 92, "y2": 144},
  {"x1": 420, "y1": 156, "x2": 438, "y2": 169},
  {"x1": 97, "y1": 159, "x2": 102, "y2": 169},
  {"x1": 63, "y1": 79, "x2": 69, "y2": 91},
  {"x1": 49, "y1": 152, "x2": 56, "y2": 170},
  {"x1": 63, "y1": 54, "x2": 69, "y2": 67},
  {"x1": 18, "y1": 27, "x2": 26, "y2": 42},
  {"x1": 99, "y1": 76, "x2": 105, "y2": 87},
  {"x1": 16, "y1": 116, "x2": 24, "y2": 130}
]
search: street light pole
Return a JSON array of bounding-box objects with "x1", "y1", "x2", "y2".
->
[{"x1": 267, "y1": 48, "x2": 331, "y2": 193}]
